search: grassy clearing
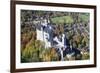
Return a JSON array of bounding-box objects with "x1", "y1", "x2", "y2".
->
[{"x1": 51, "y1": 16, "x2": 74, "y2": 24}]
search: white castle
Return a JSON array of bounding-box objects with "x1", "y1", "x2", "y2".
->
[
  {"x1": 36, "y1": 18, "x2": 51, "y2": 48},
  {"x1": 36, "y1": 18, "x2": 66, "y2": 49},
  {"x1": 36, "y1": 18, "x2": 66, "y2": 60}
]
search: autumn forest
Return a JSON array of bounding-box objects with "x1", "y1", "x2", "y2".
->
[{"x1": 21, "y1": 10, "x2": 90, "y2": 63}]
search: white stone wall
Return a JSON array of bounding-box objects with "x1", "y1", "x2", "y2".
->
[{"x1": 36, "y1": 28, "x2": 51, "y2": 48}]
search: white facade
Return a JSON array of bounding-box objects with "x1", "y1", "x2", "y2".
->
[
  {"x1": 36, "y1": 19, "x2": 51, "y2": 48},
  {"x1": 36, "y1": 28, "x2": 51, "y2": 48}
]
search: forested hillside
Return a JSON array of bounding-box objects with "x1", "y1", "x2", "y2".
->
[{"x1": 21, "y1": 10, "x2": 90, "y2": 63}]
